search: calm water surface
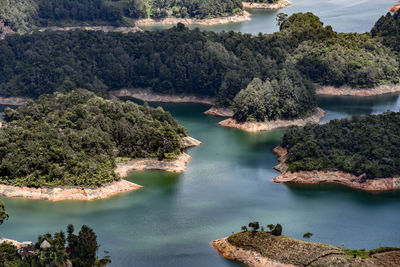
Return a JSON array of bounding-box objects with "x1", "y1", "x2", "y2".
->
[
  {"x1": 2, "y1": 2, "x2": 400, "y2": 265},
  {"x1": 141, "y1": 0, "x2": 395, "y2": 34},
  {"x1": 1, "y1": 94, "x2": 400, "y2": 267}
]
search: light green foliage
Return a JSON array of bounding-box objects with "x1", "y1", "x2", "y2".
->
[
  {"x1": 0, "y1": 89, "x2": 186, "y2": 188},
  {"x1": 0, "y1": 0, "x2": 38, "y2": 33}
]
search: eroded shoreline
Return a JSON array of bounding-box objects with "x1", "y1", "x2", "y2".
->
[
  {"x1": 110, "y1": 89, "x2": 215, "y2": 105},
  {"x1": 218, "y1": 108, "x2": 326, "y2": 132},
  {"x1": 212, "y1": 237, "x2": 296, "y2": 267},
  {"x1": 213, "y1": 232, "x2": 400, "y2": 267},
  {"x1": 272, "y1": 146, "x2": 400, "y2": 191},
  {"x1": 243, "y1": 0, "x2": 292, "y2": 9},
  {"x1": 316, "y1": 84, "x2": 400, "y2": 97},
  {"x1": 135, "y1": 11, "x2": 251, "y2": 27},
  {"x1": 0, "y1": 136, "x2": 201, "y2": 201}
]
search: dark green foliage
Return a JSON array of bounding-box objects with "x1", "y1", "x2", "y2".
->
[
  {"x1": 0, "y1": 201, "x2": 8, "y2": 225},
  {"x1": 294, "y1": 33, "x2": 399, "y2": 88},
  {"x1": 270, "y1": 224, "x2": 282, "y2": 236},
  {"x1": 0, "y1": 89, "x2": 186, "y2": 187},
  {"x1": 0, "y1": 0, "x2": 244, "y2": 31},
  {"x1": 282, "y1": 111, "x2": 400, "y2": 179},
  {"x1": 0, "y1": 12, "x2": 398, "y2": 122},
  {"x1": 124, "y1": 0, "x2": 243, "y2": 19},
  {"x1": 67, "y1": 224, "x2": 111, "y2": 266},
  {"x1": 233, "y1": 70, "x2": 316, "y2": 122},
  {"x1": 303, "y1": 232, "x2": 312, "y2": 239},
  {"x1": 37, "y1": 0, "x2": 123, "y2": 26},
  {"x1": 0, "y1": 224, "x2": 110, "y2": 267},
  {"x1": 248, "y1": 221, "x2": 260, "y2": 232},
  {"x1": 371, "y1": 11, "x2": 400, "y2": 53}
]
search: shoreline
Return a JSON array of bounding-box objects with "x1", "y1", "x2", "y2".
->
[
  {"x1": 39, "y1": 25, "x2": 142, "y2": 34},
  {"x1": 203, "y1": 106, "x2": 234, "y2": 117},
  {"x1": 0, "y1": 179, "x2": 142, "y2": 201},
  {"x1": 212, "y1": 237, "x2": 296, "y2": 267},
  {"x1": 0, "y1": 96, "x2": 29, "y2": 106},
  {"x1": 213, "y1": 232, "x2": 400, "y2": 267},
  {"x1": 218, "y1": 108, "x2": 326, "y2": 133},
  {"x1": 135, "y1": 11, "x2": 251, "y2": 27},
  {"x1": 316, "y1": 84, "x2": 400, "y2": 97},
  {"x1": 272, "y1": 146, "x2": 400, "y2": 191},
  {"x1": 110, "y1": 89, "x2": 215, "y2": 105},
  {"x1": 0, "y1": 136, "x2": 201, "y2": 201},
  {"x1": 242, "y1": 0, "x2": 292, "y2": 9}
]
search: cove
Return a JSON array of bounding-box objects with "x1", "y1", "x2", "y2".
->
[
  {"x1": 140, "y1": 0, "x2": 395, "y2": 34},
  {"x1": 1, "y1": 94, "x2": 400, "y2": 267}
]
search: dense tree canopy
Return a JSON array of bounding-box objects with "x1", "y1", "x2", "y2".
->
[
  {"x1": 0, "y1": 0, "x2": 244, "y2": 31},
  {"x1": 0, "y1": 12, "x2": 398, "y2": 122},
  {"x1": 0, "y1": 89, "x2": 186, "y2": 187},
  {"x1": 0, "y1": 224, "x2": 110, "y2": 266},
  {"x1": 281, "y1": 112, "x2": 400, "y2": 179},
  {"x1": 371, "y1": 10, "x2": 400, "y2": 53}
]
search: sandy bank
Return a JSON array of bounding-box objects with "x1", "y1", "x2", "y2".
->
[
  {"x1": 272, "y1": 146, "x2": 400, "y2": 191},
  {"x1": 110, "y1": 89, "x2": 215, "y2": 105},
  {"x1": 212, "y1": 237, "x2": 297, "y2": 267},
  {"x1": 114, "y1": 136, "x2": 201, "y2": 177},
  {"x1": 218, "y1": 108, "x2": 326, "y2": 133},
  {"x1": 115, "y1": 152, "x2": 193, "y2": 178},
  {"x1": 135, "y1": 11, "x2": 251, "y2": 26},
  {"x1": 242, "y1": 0, "x2": 292, "y2": 9},
  {"x1": 213, "y1": 232, "x2": 400, "y2": 267},
  {"x1": 0, "y1": 96, "x2": 29, "y2": 106},
  {"x1": 39, "y1": 25, "x2": 142, "y2": 34},
  {"x1": 316, "y1": 84, "x2": 400, "y2": 97},
  {"x1": 204, "y1": 107, "x2": 234, "y2": 117},
  {"x1": 0, "y1": 136, "x2": 201, "y2": 201},
  {"x1": 0, "y1": 179, "x2": 142, "y2": 201}
]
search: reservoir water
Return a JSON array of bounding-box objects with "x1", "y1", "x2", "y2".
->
[
  {"x1": 1, "y1": 1, "x2": 400, "y2": 266},
  {"x1": 1, "y1": 94, "x2": 400, "y2": 266},
  {"x1": 141, "y1": 0, "x2": 396, "y2": 34}
]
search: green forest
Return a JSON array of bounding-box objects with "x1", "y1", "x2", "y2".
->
[
  {"x1": 0, "y1": 0, "x2": 244, "y2": 32},
  {"x1": 281, "y1": 111, "x2": 400, "y2": 179},
  {"x1": 0, "y1": 12, "x2": 398, "y2": 122},
  {"x1": 0, "y1": 89, "x2": 186, "y2": 187}
]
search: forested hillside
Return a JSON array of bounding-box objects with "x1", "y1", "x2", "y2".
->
[
  {"x1": 372, "y1": 10, "x2": 400, "y2": 53},
  {"x1": 0, "y1": 0, "x2": 244, "y2": 32},
  {"x1": 0, "y1": 89, "x2": 186, "y2": 187},
  {"x1": 0, "y1": 12, "x2": 398, "y2": 122},
  {"x1": 281, "y1": 112, "x2": 400, "y2": 179}
]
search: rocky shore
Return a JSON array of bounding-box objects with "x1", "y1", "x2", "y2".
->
[
  {"x1": 110, "y1": 89, "x2": 215, "y2": 105},
  {"x1": 218, "y1": 108, "x2": 326, "y2": 133},
  {"x1": 0, "y1": 136, "x2": 201, "y2": 201},
  {"x1": 204, "y1": 106, "x2": 234, "y2": 117},
  {"x1": 0, "y1": 95, "x2": 29, "y2": 106},
  {"x1": 0, "y1": 179, "x2": 142, "y2": 201},
  {"x1": 212, "y1": 237, "x2": 296, "y2": 267},
  {"x1": 272, "y1": 146, "x2": 400, "y2": 191},
  {"x1": 135, "y1": 11, "x2": 251, "y2": 26},
  {"x1": 316, "y1": 84, "x2": 400, "y2": 97},
  {"x1": 39, "y1": 25, "x2": 142, "y2": 34},
  {"x1": 213, "y1": 232, "x2": 400, "y2": 267},
  {"x1": 242, "y1": 0, "x2": 292, "y2": 9}
]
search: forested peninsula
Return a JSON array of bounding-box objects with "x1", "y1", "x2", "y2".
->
[
  {"x1": 213, "y1": 225, "x2": 400, "y2": 267},
  {"x1": 0, "y1": 12, "x2": 399, "y2": 130},
  {"x1": 0, "y1": 90, "x2": 200, "y2": 201},
  {"x1": 273, "y1": 112, "x2": 400, "y2": 191}
]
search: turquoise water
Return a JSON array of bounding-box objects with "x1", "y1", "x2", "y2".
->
[
  {"x1": 140, "y1": 0, "x2": 396, "y2": 34},
  {"x1": 2, "y1": 1, "x2": 400, "y2": 265},
  {"x1": 1, "y1": 94, "x2": 400, "y2": 266}
]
